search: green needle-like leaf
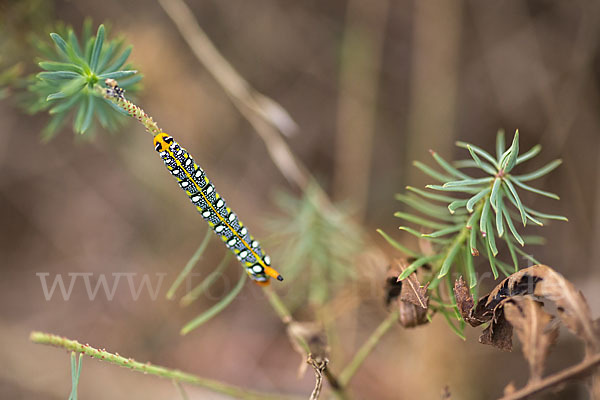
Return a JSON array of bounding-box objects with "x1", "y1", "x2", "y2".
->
[
  {"x1": 496, "y1": 129, "x2": 505, "y2": 160},
  {"x1": 39, "y1": 61, "x2": 84, "y2": 74},
  {"x1": 166, "y1": 229, "x2": 212, "y2": 300},
  {"x1": 465, "y1": 244, "x2": 477, "y2": 289},
  {"x1": 479, "y1": 195, "x2": 491, "y2": 235},
  {"x1": 514, "y1": 246, "x2": 541, "y2": 265},
  {"x1": 502, "y1": 181, "x2": 527, "y2": 226},
  {"x1": 80, "y1": 95, "x2": 95, "y2": 133},
  {"x1": 50, "y1": 33, "x2": 69, "y2": 58},
  {"x1": 413, "y1": 161, "x2": 452, "y2": 182},
  {"x1": 102, "y1": 45, "x2": 133, "y2": 74},
  {"x1": 456, "y1": 141, "x2": 499, "y2": 168},
  {"x1": 422, "y1": 225, "x2": 463, "y2": 238},
  {"x1": 68, "y1": 29, "x2": 83, "y2": 57},
  {"x1": 482, "y1": 237, "x2": 498, "y2": 279},
  {"x1": 37, "y1": 71, "x2": 81, "y2": 80},
  {"x1": 180, "y1": 273, "x2": 247, "y2": 335},
  {"x1": 399, "y1": 226, "x2": 451, "y2": 244},
  {"x1": 505, "y1": 235, "x2": 518, "y2": 272},
  {"x1": 438, "y1": 240, "x2": 462, "y2": 278},
  {"x1": 398, "y1": 254, "x2": 443, "y2": 280},
  {"x1": 502, "y1": 205, "x2": 524, "y2": 246},
  {"x1": 443, "y1": 177, "x2": 494, "y2": 188},
  {"x1": 467, "y1": 145, "x2": 497, "y2": 175},
  {"x1": 516, "y1": 144, "x2": 541, "y2": 165},
  {"x1": 466, "y1": 187, "x2": 490, "y2": 213},
  {"x1": 469, "y1": 224, "x2": 478, "y2": 256},
  {"x1": 60, "y1": 76, "x2": 87, "y2": 97},
  {"x1": 49, "y1": 93, "x2": 82, "y2": 114},
  {"x1": 502, "y1": 130, "x2": 519, "y2": 173},
  {"x1": 394, "y1": 212, "x2": 450, "y2": 230},
  {"x1": 73, "y1": 101, "x2": 87, "y2": 133},
  {"x1": 510, "y1": 177, "x2": 559, "y2": 200},
  {"x1": 98, "y1": 70, "x2": 138, "y2": 80},
  {"x1": 376, "y1": 229, "x2": 419, "y2": 257},
  {"x1": 430, "y1": 150, "x2": 471, "y2": 179},
  {"x1": 180, "y1": 254, "x2": 233, "y2": 307},
  {"x1": 495, "y1": 192, "x2": 504, "y2": 237},
  {"x1": 426, "y1": 184, "x2": 481, "y2": 194},
  {"x1": 448, "y1": 199, "x2": 468, "y2": 214},
  {"x1": 524, "y1": 206, "x2": 568, "y2": 221},
  {"x1": 90, "y1": 25, "x2": 105, "y2": 71},
  {"x1": 489, "y1": 178, "x2": 501, "y2": 211},
  {"x1": 512, "y1": 159, "x2": 562, "y2": 182},
  {"x1": 486, "y1": 217, "x2": 498, "y2": 256},
  {"x1": 405, "y1": 186, "x2": 459, "y2": 203},
  {"x1": 396, "y1": 194, "x2": 460, "y2": 220}
]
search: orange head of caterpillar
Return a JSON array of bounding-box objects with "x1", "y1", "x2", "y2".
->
[
  {"x1": 154, "y1": 133, "x2": 174, "y2": 152},
  {"x1": 247, "y1": 260, "x2": 284, "y2": 286}
]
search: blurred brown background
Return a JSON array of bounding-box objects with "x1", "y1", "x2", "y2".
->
[{"x1": 1, "y1": 0, "x2": 599, "y2": 399}]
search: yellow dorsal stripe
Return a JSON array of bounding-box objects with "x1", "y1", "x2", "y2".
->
[{"x1": 165, "y1": 144, "x2": 270, "y2": 273}]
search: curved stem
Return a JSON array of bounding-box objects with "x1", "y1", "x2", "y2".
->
[
  {"x1": 500, "y1": 353, "x2": 600, "y2": 400},
  {"x1": 338, "y1": 310, "x2": 399, "y2": 386},
  {"x1": 30, "y1": 331, "x2": 301, "y2": 400}
]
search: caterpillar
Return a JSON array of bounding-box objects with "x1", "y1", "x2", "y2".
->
[{"x1": 153, "y1": 133, "x2": 283, "y2": 285}]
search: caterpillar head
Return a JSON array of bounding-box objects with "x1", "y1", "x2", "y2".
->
[
  {"x1": 154, "y1": 133, "x2": 174, "y2": 152},
  {"x1": 247, "y1": 261, "x2": 284, "y2": 286}
]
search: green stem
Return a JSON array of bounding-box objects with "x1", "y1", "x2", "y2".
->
[
  {"x1": 30, "y1": 331, "x2": 301, "y2": 400},
  {"x1": 166, "y1": 228, "x2": 212, "y2": 300},
  {"x1": 338, "y1": 310, "x2": 399, "y2": 386},
  {"x1": 98, "y1": 85, "x2": 162, "y2": 136}
]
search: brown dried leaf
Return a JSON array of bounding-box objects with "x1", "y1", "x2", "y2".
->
[
  {"x1": 471, "y1": 265, "x2": 544, "y2": 324},
  {"x1": 395, "y1": 259, "x2": 428, "y2": 309},
  {"x1": 454, "y1": 277, "x2": 475, "y2": 324},
  {"x1": 386, "y1": 260, "x2": 429, "y2": 328},
  {"x1": 531, "y1": 266, "x2": 599, "y2": 354},
  {"x1": 398, "y1": 301, "x2": 429, "y2": 328},
  {"x1": 504, "y1": 297, "x2": 559, "y2": 382},
  {"x1": 479, "y1": 300, "x2": 513, "y2": 351}
]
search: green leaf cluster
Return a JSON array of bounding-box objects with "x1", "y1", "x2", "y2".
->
[
  {"x1": 379, "y1": 130, "x2": 566, "y2": 333},
  {"x1": 26, "y1": 20, "x2": 141, "y2": 139},
  {"x1": 267, "y1": 183, "x2": 362, "y2": 307}
]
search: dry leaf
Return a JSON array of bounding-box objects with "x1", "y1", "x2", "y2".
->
[
  {"x1": 470, "y1": 266, "x2": 543, "y2": 324},
  {"x1": 395, "y1": 259, "x2": 428, "y2": 309},
  {"x1": 454, "y1": 277, "x2": 474, "y2": 324},
  {"x1": 504, "y1": 297, "x2": 559, "y2": 382},
  {"x1": 479, "y1": 300, "x2": 513, "y2": 351},
  {"x1": 386, "y1": 260, "x2": 429, "y2": 328},
  {"x1": 530, "y1": 267, "x2": 599, "y2": 354}
]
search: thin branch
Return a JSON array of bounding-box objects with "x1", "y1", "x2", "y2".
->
[
  {"x1": 308, "y1": 355, "x2": 328, "y2": 400},
  {"x1": 338, "y1": 310, "x2": 399, "y2": 385},
  {"x1": 262, "y1": 287, "x2": 349, "y2": 399},
  {"x1": 157, "y1": 0, "x2": 309, "y2": 190},
  {"x1": 30, "y1": 331, "x2": 302, "y2": 400},
  {"x1": 500, "y1": 353, "x2": 600, "y2": 400}
]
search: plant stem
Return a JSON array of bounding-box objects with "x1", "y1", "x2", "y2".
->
[
  {"x1": 338, "y1": 310, "x2": 399, "y2": 386},
  {"x1": 30, "y1": 331, "x2": 302, "y2": 400},
  {"x1": 500, "y1": 353, "x2": 600, "y2": 400},
  {"x1": 262, "y1": 287, "x2": 349, "y2": 399},
  {"x1": 98, "y1": 86, "x2": 162, "y2": 136}
]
